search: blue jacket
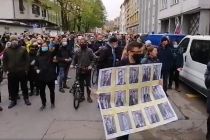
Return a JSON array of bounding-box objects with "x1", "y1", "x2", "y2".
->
[{"x1": 158, "y1": 45, "x2": 173, "y2": 72}]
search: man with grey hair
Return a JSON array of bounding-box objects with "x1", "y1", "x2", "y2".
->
[{"x1": 3, "y1": 35, "x2": 31, "y2": 109}]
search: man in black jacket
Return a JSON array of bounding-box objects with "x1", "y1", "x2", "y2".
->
[
  {"x1": 3, "y1": 35, "x2": 31, "y2": 109},
  {"x1": 57, "y1": 38, "x2": 72, "y2": 93},
  {"x1": 168, "y1": 41, "x2": 183, "y2": 92},
  {"x1": 204, "y1": 62, "x2": 210, "y2": 140},
  {"x1": 158, "y1": 37, "x2": 173, "y2": 96},
  {"x1": 98, "y1": 36, "x2": 122, "y2": 69}
]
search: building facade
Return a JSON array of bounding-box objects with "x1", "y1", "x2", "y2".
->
[
  {"x1": 0, "y1": 0, "x2": 61, "y2": 33},
  {"x1": 119, "y1": 4, "x2": 126, "y2": 33},
  {"x1": 139, "y1": 0, "x2": 159, "y2": 34},
  {"x1": 158, "y1": 0, "x2": 210, "y2": 35},
  {"x1": 123, "y1": 0, "x2": 140, "y2": 33}
]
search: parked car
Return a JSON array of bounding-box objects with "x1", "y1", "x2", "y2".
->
[
  {"x1": 179, "y1": 35, "x2": 210, "y2": 97},
  {"x1": 144, "y1": 34, "x2": 186, "y2": 46}
]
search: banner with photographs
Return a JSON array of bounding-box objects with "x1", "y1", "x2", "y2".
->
[{"x1": 97, "y1": 63, "x2": 178, "y2": 140}]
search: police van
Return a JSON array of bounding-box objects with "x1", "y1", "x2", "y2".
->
[{"x1": 179, "y1": 35, "x2": 210, "y2": 97}]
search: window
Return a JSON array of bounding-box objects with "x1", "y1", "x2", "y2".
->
[
  {"x1": 179, "y1": 38, "x2": 190, "y2": 53},
  {"x1": 161, "y1": 0, "x2": 167, "y2": 9},
  {"x1": 42, "y1": 9, "x2": 47, "y2": 17},
  {"x1": 32, "y1": 4, "x2": 40, "y2": 16},
  {"x1": 190, "y1": 40, "x2": 210, "y2": 65},
  {"x1": 172, "y1": 0, "x2": 179, "y2": 5},
  {"x1": 19, "y1": 0, "x2": 24, "y2": 13}
]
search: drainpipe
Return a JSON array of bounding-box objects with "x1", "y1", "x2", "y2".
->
[{"x1": 12, "y1": 0, "x2": 16, "y2": 19}]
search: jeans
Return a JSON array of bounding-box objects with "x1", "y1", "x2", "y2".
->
[
  {"x1": 161, "y1": 71, "x2": 169, "y2": 94},
  {"x1": 59, "y1": 66, "x2": 69, "y2": 88},
  {"x1": 78, "y1": 70, "x2": 91, "y2": 97},
  {"x1": 169, "y1": 68, "x2": 180, "y2": 88}
]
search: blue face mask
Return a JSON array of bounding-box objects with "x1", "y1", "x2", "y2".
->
[{"x1": 41, "y1": 47, "x2": 48, "y2": 52}]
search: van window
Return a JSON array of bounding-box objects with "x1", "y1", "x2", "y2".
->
[
  {"x1": 179, "y1": 38, "x2": 189, "y2": 53},
  {"x1": 190, "y1": 40, "x2": 210, "y2": 65}
]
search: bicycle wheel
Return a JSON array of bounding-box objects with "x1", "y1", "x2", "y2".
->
[
  {"x1": 91, "y1": 69, "x2": 98, "y2": 86},
  {"x1": 73, "y1": 88, "x2": 80, "y2": 110}
]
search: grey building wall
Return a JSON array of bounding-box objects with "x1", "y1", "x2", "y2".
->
[{"x1": 139, "y1": 0, "x2": 159, "y2": 34}]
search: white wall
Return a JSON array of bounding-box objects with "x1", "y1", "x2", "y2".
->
[
  {"x1": 0, "y1": 0, "x2": 14, "y2": 19},
  {"x1": 0, "y1": 24, "x2": 32, "y2": 35}
]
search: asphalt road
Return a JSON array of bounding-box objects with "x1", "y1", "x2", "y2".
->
[{"x1": 0, "y1": 70, "x2": 208, "y2": 140}]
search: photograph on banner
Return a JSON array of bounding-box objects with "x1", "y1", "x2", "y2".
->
[
  {"x1": 129, "y1": 89, "x2": 139, "y2": 106},
  {"x1": 153, "y1": 63, "x2": 162, "y2": 80},
  {"x1": 115, "y1": 90, "x2": 126, "y2": 107},
  {"x1": 99, "y1": 93, "x2": 112, "y2": 110},
  {"x1": 117, "y1": 112, "x2": 132, "y2": 131},
  {"x1": 116, "y1": 67, "x2": 127, "y2": 85},
  {"x1": 142, "y1": 65, "x2": 152, "y2": 82},
  {"x1": 129, "y1": 66, "x2": 139, "y2": 84},
  {"x1": 152, "y1": 85, "x2": 166, "y2": 100},
  {"x1": 99, "y1": 69, "x2": 112, "y2": 88},
  {"x1": 158, "y1": 102, "x2": 175, "y2": 120},
  {"x1": 103, "y1": 115, "x2": 117, "y2": 135},
  {"x1": 144, "y1": 106, "x2": 160, "y2": 124},
  {"x1": 140, "y1": 86, "x2": 152, "y2": 103},
  {"x1": 132, "y1": 110, "x2": 146, "y2": 128}
]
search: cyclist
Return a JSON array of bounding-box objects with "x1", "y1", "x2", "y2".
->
[{"x1": 71, "y1": 37, "x2": 94, "y2": 103}]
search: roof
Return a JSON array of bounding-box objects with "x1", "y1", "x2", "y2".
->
[{"x1": 0, "y1": 19, "x2": 32, "y2": 27}]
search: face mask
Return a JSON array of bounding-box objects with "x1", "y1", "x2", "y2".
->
[
  {"x1": 174, "y1": 45, "x2": 178, "y2": 48},
  {"x1": 62, "y1": 42, "x2": 68, "y2": 46},
  {"x1": 133, "y1": 54, "x2": 144, "y2": 64},
  {"x1": 80, "y1": 44, "x2": 87, "y2": 49},
  {"x1": 41, "y1": 47, "x2": 48, "y2": 52}
]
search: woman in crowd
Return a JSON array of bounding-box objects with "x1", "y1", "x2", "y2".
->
[{"x1": 141, "y1": 46, "x2": 159, "y2": 64}]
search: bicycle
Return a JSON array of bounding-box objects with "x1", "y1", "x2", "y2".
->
[{"x1": 69, "y1": 66, "x2": 81, "y2": 110}]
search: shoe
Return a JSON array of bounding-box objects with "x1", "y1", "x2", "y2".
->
[
  {"x1": 40, "y1": 105, "x2": 46, "y2": 111},
  {"x1": 8, "y1": 101, "x2": 17, "y2": 109},
  {"x1": 168, "y1": 85, "x2": 172, "y2": 89},
  {"x1": 59, "y1": 88, "x2": 65, "y2": 93},
  {"x1": 63, "y1": 84, "x2": 70, "y2": 89},
  {"x1": 0, "y1": 106, "x2": 3, "y2": 111},
  {"x1": 29, "y1": 91, "x2": 34, "y2": 96},
  {"x1": 175, "y1": 87, "x2": 181, "y2": 92},
  {"x1": 79, "y1": 96, "x2": 85, "y2": 102},
  {"x1": 87, "y1": 96, "x2": 93, "y2": 103},
  {"x1": 165, "y1": 93, "x2": 169, "y2": 97},
  {"x1": 24, "y1": 99, "x2": 31, "y2": 106},
  {"x1": 51, "y1": 104, "x2": 55, "y2": 109}
]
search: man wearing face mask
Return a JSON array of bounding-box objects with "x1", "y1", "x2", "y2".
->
[
  {"x1": 3, "y1": 35, "x2": 31, "y2": 109},
  {"x1": 98, "y1": 36, "x2": 123, "y2": 69},
  {"x1": 93, "y1": 34, "x2": 105, "y2": 52},
  {"x1": 168, "y1": 41, "x2": 183, "y2": 92},
  {"x1": 57, "y1": 38, "x2": 72, "y2": 93},
  {"x1": 71, "y1": 37, "x2": 94, "y2": 103},
  {"x1": 116, "y1": 41, "x2": 145, "y2": 140}
]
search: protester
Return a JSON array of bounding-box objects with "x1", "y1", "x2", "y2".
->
[
  {"x1": 71, "y1": 37, "x2": 94, "y2": 103},
  {"x1": 57, "y1": 38, "x2": 72, "y2": 93},
  {"x1": 168, "y1": 41, "x2": 183, "y2": 92},
  {"x1": 158, "y1": 37, "x2": 173, "y2": 96},
  {"x1": 205, "y1": 61, "x2": 210, "y2": 140},
  {"x1": 116, "y1": 41, "x2": 145, "y2": 140},
  {"x1": 3, "y1": 35, "x2": 31, "y2": 109},
  {"x1": 35, "y1": 42, "x2": 58, "y2": 110},
  {"x1": 141, "y1": 46, "x2": 159, "y2": 64}
]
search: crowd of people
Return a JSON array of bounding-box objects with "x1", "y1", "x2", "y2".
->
[{"x1": 0, "y1": 31, "x2": 186, "y2": 140}]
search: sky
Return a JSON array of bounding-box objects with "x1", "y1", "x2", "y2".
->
[{"x1": 102, "y1": 0, "x2": 124, "y2": 21}]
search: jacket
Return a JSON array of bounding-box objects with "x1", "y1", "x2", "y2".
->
[
  {"x1": 98, "y1": 44, "x2": 123, "y2": 69},
  {"x1": 3, "y1": 46, "x2": 29, "y2": 73},
  {"x1": 71, "y1": 48, "x2": 94, "y2": 68},
  {"x1": 170, "y1": 46, "x2": 183, "y2": 69},
  {"x1": 141, "y1": 55, "x2": 160, "y2": 64},
  {"x1": 56, "y1": 46, "x2": 72, "y2": 67},
  {"x1": 36, "y1": 50, "x2": 57, "y2": 82},
  {"x1": 158, "y1": 45, "x2": 173, "y2": 72}
]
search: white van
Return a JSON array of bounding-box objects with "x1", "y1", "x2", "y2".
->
[{"x1": 179, "y1": 35, "x2": 210, "y2": 97}]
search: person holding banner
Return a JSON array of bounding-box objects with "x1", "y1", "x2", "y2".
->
[{"x1": 116, "y1": 41, "x2": 145, "y2": 140}]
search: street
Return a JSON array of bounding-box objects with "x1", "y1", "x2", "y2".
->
[{"x1": 0, "y1": 70, "x2": 208, "y2": 140}]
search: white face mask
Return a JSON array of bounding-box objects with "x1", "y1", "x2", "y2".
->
[
  {"x1": 62, "y1": 42, "x2": 68, "y2": 46},
  {"x1": 174, "y1": 45, "x2": 178, "y2": 48}
]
